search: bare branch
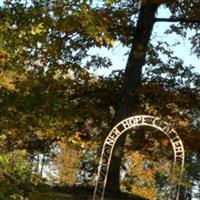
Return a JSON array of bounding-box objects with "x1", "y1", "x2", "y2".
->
[{"x1": 156, "y1": 17, "x2": 200, "y2": 24}]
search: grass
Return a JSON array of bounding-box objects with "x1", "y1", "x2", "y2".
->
[
  {"x1": 29, "y1": 184, "x2": 147, "y2": 200},
  {"x1": 31, "y1": 192, "x2": 145, "y2": 200}
]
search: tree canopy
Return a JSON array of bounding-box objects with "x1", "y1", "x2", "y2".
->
[{"x1": 0, "y1": 0, "x2": 200, "y2": 199}]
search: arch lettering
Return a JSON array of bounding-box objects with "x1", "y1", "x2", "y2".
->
[{"x1": 93, "y1": 115, "x2": 185, "y2": 200}]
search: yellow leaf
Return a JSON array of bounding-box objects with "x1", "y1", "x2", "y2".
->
[{"x1": 31, "y1": 23, "x2": 46, "y2": 35}]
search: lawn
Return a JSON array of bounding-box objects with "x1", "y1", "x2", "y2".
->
[{"x1": 28, "y1": 184, "x2": 147, "y2": 200}]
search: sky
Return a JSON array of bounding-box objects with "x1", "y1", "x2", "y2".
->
[
  {"x1": 0, "y1": 1, "x2": 199, "y2": 76},
  {"x1": 90, "y1": 5, "x2": 200, "y2": 76}
]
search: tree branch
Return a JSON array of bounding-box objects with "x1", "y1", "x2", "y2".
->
[
  {"x1": 156, "y1": 17, "x2": 200, "y2": 24},
  {"x1": 0, "y1": 168, "x2": 18, "y2": 184},
  {"x1": 68, "y1": 88, "x2": 112, "y2": 101}
]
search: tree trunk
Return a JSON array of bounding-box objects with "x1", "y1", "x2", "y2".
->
[{"x1": 106, "y1": 2, "x2": 160, "y2": 193}]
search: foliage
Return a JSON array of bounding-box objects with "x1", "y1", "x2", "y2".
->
[
  {"x1": 0, "y1": 149, "x2": 43, "y2": 200},
  {"x1": 121, "y1": 151, "x2": 158, "y2": 199},
  {"x1": 0, "y1": 0, "x2": 200, "y2": 199},
  {"x1": 48, "y1": 140, "x2": 81, "y2": 186}
]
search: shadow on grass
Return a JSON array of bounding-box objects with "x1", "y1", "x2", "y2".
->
[{"x1": 34, "y1": 184, "x2": 147, "y2": 200}]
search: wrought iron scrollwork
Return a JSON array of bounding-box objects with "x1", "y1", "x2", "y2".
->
[{"x1": 93, "y1": 115, "x2": 185, "y2": 200}]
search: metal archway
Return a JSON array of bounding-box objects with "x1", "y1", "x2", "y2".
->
[{"x1": 93, "y1": 115, "x2": 185, "y2": 200}]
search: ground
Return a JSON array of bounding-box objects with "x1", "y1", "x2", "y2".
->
[{"x1": 29, "y1": 184, "x2": 147, "y2": 200}]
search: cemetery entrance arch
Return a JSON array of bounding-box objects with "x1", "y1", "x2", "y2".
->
[{"x1": 93, "y1": 115, "x2": 185, "y2": 200}]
